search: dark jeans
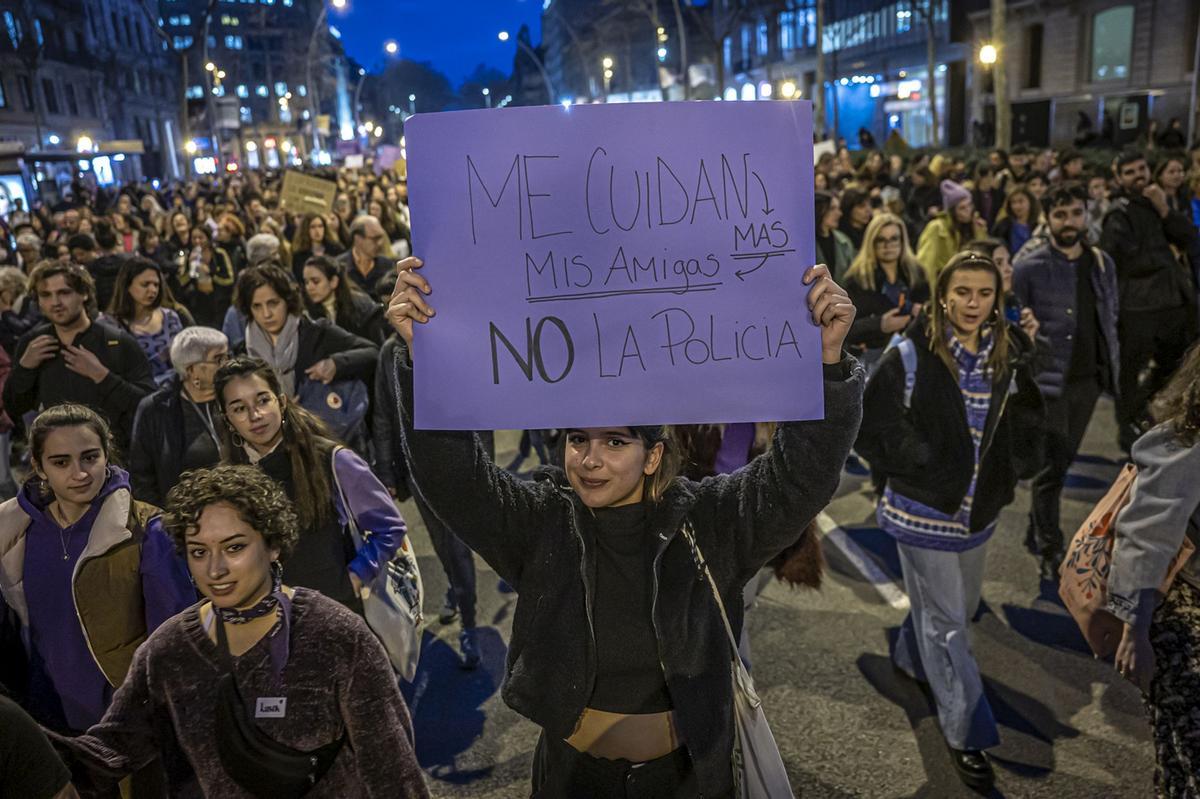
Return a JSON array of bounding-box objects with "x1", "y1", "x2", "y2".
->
[
  {"x1": 531, "y1": 733, "x2": 699, "y2": 799},
  {"x1": 1116, "y1": 306, "x2": 1197, "y2": 448},
  {"x1": 407, "y1": 431, "x2": 494, "y2": 629},
  {"x1": 1029, "y1": 378, "x2": 1102, "y2": 559}
]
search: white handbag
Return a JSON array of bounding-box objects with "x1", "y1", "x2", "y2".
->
[
  {"x1": 331, "y1": 449, "x2": 424, "y2": 682},
  {"x1": 681, "y1": 522, "x2": 795, "y2": 799}
]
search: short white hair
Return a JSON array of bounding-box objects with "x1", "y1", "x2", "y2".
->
[
  {"x1": 169, "y1": 326, "x2": 229, "y2": 376},
  {"x1": 246, "y1": 233, "x2": 280, "y2": 266}
]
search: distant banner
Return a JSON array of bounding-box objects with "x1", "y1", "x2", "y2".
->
[
  {"x1": 406, "y1": 101, "x2": 821, "y2": 430},
  {"x1": 280, "y1": 171, "x2": 337, "y2": 215}
]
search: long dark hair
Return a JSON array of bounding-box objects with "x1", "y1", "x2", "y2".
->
[
  {"x1": 107, "y1": 256, "x2": 184, "y2": 323},
  {"x1": 814, "y1": 190, "x2": 837, "y2": 234},
  {"x1": 302, "y1": 255, "x2": 365, "y2": 321},
  {"x1": 1151, "y1": 341, "x2": 1200, "y2": 447},
  {"x1": 213, "y1": 356, "x2": 337, "y2": 531}
]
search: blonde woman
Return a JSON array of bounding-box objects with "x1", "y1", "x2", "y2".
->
[{"x1": 844, "y1": 213, "x2": 929, "y2": 373}]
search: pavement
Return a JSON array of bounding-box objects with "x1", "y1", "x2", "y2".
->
[{"x1": 396, "y1": 397, "x2": 1157, "y2": 798}]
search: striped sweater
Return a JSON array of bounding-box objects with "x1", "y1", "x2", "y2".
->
[{"x1": 879, "y1": 328, "x2": 996, "y2": 552}]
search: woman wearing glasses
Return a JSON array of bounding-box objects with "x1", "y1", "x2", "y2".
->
[
  {"x1": 843, "y1": 213, "x2": 929, "y2": 376},
  {"x1": 128, "y1": 327, "x2": 230, "y2": 508}
]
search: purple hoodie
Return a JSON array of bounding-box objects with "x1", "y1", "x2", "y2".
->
[{"x1": 19, "y1": 467, "x2": 194, "y2": 732}]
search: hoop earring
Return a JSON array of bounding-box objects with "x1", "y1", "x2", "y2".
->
[{"x1": 230, "y1": 430, "x2": 245, "y2": 448}]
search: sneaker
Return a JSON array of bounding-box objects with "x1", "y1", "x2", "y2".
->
[
  {"x1": 458, "y1": 628, "x2": 481, "y2": 670},
  {"x1": 438, "y1": 589, "x2": 459, "y2": 625}
]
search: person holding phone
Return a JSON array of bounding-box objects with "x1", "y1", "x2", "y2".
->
[{"x1": 844, "y1": 213, "x2": 929, "y2": 375}]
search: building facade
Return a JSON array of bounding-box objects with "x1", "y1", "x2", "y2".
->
[
  {"x1": 537, "y1": 0, "x2": 977, "y2": 147},
  {"x1": 0, "y1": 0, "x2": 179, "y2": 188},
  {"x1": 158, "y1": 0, "x2": 350, "y2": 169},
  {"x1": 969, "y1": 0, "x2": 1199, "y2": 148}
]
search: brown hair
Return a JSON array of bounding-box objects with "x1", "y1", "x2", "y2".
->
[
  {"x1": 27, "y1": 260, "x2": 96, "y2": 303},
  {"x1": 292, "y1": 212, "x2": 335, "y2": 253},
  {"x1": 997, "y1": 185, "x2": 1041, "y2": 225},
  {"x1": 213, "y1": 356, "x2": 337, "y2": 530},
  {"x1": 28, "y1": 404, "x2": 116, "y2": 487},
  {"x1": 1151, "y1": 341, "x2": 1200, "y2": 447},
  {"x1": 234, "y1": 263, "x2": 304, "y2": 320},
  {"x1": 106, "y1": 256, "x2": 185, "y2": 323},
  {"x1": 635, "y1": 426, "x2": 682, "y2": 503},
  {"x1": 926, "y1": 252, "x2": 1011, "y2": 383},
  {"x1": 163, "y1": 465, "x2": 300, "y2": 560}
]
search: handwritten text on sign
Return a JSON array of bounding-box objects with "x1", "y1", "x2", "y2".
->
[{"x1": 406, "y1": 101, "x2": 820, "y2": 429}]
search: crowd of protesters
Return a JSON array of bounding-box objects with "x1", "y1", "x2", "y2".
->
[{"x1": 0, "y1": 133, "x2": 1195, "y2": 798}]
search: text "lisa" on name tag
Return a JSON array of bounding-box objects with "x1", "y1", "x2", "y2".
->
[{"x1": 255, "y1": 697, "x2": 287, "y2": 718}]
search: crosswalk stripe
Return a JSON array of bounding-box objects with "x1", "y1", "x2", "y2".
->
[{"x1": 817, "y1": 511, "x2": 910, "y2": 612}]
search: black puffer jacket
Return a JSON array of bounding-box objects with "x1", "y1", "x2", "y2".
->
[
  {"x1": 1100, "y1": 191, "x2": 1197, "y2": 313},
  {"x1": 397, "y1": 351, "x2": 863, "y2": 797},
  {"x1": 856, "y1": 317, "x2": 1045, "y2": 532}
]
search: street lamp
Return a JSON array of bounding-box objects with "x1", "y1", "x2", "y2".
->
[
  {"x1": 482, "y1": 87, "x2": 491, "y2": 108},
  {"x1": 602, "y1": 57, "x2": 614, "y2": 98},
  {"x1": 184, "y1": 139, "x2": 198, "y2": 155},
  {"x1": 979, "y1": 43, "x2": 997, "y2": 65},
  {"x1": 498, "y1": 29, "x2": 557, "y2": 104},
  {"x1": 77, "y1": 135, "x2": 95, "y2": 153},
  {"x1": 781, "y1": 81, "x2": 797, "y2": 99},
  {"x1": 205, "y1": 62, "x2": 216, "y2": 72},
  {"x1": 385, "y1": 40, "x2": 398, "y2": 55},
  {"x1": 306, "y1": 0, "x2": 350, "y2": 159}
]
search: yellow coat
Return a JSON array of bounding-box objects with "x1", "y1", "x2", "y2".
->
[{"x1": 916, "y1": 213, "x2": 986, "y2": 286}]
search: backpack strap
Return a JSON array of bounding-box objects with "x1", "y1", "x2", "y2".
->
[{"x1": 896, "y1": 338, "x2": 918, "y2": 410}]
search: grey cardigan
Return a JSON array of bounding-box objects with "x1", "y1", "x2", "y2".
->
[{"x1": 1107, "y1": 424, "x2": 1200, "y2": 625}]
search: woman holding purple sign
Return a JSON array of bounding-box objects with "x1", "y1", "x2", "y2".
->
[{"x1": 386, "y1": 255, "x2": 862, "y2": 797}]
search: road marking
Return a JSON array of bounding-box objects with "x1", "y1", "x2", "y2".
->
[{"x1": 817, "y1": 511, "x2": 910, "y2": 612}]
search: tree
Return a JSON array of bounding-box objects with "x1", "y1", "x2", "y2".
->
[
  {"x1": 135, "y1": 0, "x2": 218, "y2": 152},
  {"x1": 374, "y1": 58, "x2": 457, "y2": 115},
  {"x1": 603, "y1": 0, "x2": 673, "y2": 101},
  {"x1": 459, "y1": 64, "x2": 511, "y2": 109},
  {"x1": 684, "y1": 0, "x2": 787, "y2": 100},
  {"x1": 912, "y1": 0, "x2": 941, "y2": 146},
  {"x1": 991, "y1": 0, "x2": 1010, "y2": 150}
]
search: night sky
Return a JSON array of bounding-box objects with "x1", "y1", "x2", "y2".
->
[{"x1": 336, "y1": 0, "x2": 544, "y2": 84}]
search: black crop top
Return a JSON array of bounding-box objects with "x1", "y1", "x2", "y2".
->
[{"x1": 587, "y1": 503, "x2": 673, "y2": 714}]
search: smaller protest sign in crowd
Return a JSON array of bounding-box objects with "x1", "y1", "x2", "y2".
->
[{"x1": 0, "y1": 100, "x2": 1198, "y2": 799}]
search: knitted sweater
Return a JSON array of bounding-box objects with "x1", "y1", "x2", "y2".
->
[
  {"x1": 51, "y1": 589, "x2": 429, "y2": 799},
  {"x1": 878, "y1": 329, "x2": 996, "y2": 552}
]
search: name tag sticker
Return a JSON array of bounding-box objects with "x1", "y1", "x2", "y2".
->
[{"x1": 255, "y1": 697, "x2": 287, "y2": 718}]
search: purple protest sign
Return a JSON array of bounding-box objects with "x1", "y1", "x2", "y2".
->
[{"x1": 406, "y1": 100, "x2": 819, "y2": 430}]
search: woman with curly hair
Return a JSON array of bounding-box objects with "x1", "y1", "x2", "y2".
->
[
  {"x1": 49, "y1": 464, "x2": 429, "y2": 798},
  {"x1": 1110, "y1": 342, "x2": 1200, "y2": 797}
]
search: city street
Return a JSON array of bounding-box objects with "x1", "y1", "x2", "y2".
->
[{"x1": 398, "y1": 398, "x2": 1156, "y2": 798}]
